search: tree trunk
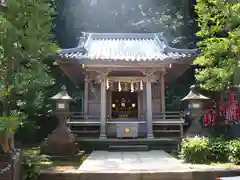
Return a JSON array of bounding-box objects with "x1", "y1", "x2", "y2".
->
[
  {"x1": 0, "y1": 131, "x2": 9, "y2": 153},
  {"x1": 9, "y1": 132, "x2": 15, "y2": 152}
]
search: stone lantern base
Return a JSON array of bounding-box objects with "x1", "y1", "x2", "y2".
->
[
  {"x1": 41, "y1": 126, "x2": 79, "y2": 156},
  {"x1": 185, "y1": 116, "x2": 210, "y2": 137}
]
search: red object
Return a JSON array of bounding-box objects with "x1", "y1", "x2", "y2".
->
[
  {"x1": 236, "y1": 103, "x2": 239, "y2": 120},
  {"x1": 230, "y1": 103, "x2": 239, "y2": 121},
  {"x1": 203, "y1": 114, "x2": 209, "y2": 125},
  {"x1": 229, "y1": 92, "x2": 237, "y2": 104},
  {"x1": 211, "y1": 110, "x2": 216, "y2": 124},
  {"x1": 202, "y1": 90, "x2": 239, "y2": 126}
]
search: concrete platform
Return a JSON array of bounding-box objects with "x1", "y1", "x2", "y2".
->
[{"x1": 78, "y1": 150, "x2": 189, "y2": 173}]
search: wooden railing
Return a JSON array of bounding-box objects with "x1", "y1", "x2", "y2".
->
[
  {"x1": 111, "y1": 110, "x2": 138, "y2": 119},
  {"x1": 69, "y1": 111, "x2": 184, "y2": 121},
  {"x1": 152, "y1": 111, "x2": 184, "y2": 138},
  {"x1": 152, "y1": 111, "x2": 184, "y2": 124},
  {"x1": 69, "y1": 112, "x2": 101, "y2": 125},
  {"x1": 68, "y1": 111, "x2": 185, "y2": 124},
  {"x1": 68, "y1": 111, "x2": 185, "y2": 137}
]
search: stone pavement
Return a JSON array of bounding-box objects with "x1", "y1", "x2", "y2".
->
[
  {"x1": 39, "y1": 150, "x2": 240, "y2": 180},
  {"x1": 78, "y1": 150, "x2": 190, "y2": 173}
]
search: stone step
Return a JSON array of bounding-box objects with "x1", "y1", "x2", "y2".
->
[{"x1": 108, "y1": 145, "x2": 149, "y2": 152}]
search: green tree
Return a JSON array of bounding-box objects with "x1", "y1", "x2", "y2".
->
[
  {"x1": 194, "y1": 0, "x2": 240, "y2": 92},
  {"x1": 0, "y1": 0, "x2": 58, "y2": 152}
]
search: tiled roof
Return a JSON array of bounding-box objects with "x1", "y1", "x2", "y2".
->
[{"x1": 59, "y1": 33, "x2": 198, "y2": 62}]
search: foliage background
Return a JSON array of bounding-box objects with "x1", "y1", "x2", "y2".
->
[
  {"x1": 1, "y1": 0, "x2": 199, "y2": 145},
  {"x1": 194, "y1": 0, "x2": 240, "y2": 92},
  {"x1": 0, "y1": 0, "x2": 58, "y2": 145}
]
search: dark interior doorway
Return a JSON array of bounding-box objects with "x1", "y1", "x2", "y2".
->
[{"x1": 111, "y1": 91, "x2": 138, "y2": 118}]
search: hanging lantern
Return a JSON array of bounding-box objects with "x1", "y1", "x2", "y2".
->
[
  {"x1": 121, "y1": 98, "x2": 126, "y2": 107},
  {"x1": 118, "y1": 81, "x2": 122, "y2": 92},
  {"x1": 131, "y1": 83, "x2": 134, "y2": 93}
]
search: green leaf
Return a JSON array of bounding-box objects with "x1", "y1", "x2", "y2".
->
[{"x1": 195, "y1": 0, "x2": 240, "y2": 92}]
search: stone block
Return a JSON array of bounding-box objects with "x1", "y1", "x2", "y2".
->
[
  {"x1": 39, "y1": 173, "x2": 80, "y2": 180},
  {"x1": 142, "y1": 172, "x2": 192, "y2": 180},
  {"x1": 79, "y1": 173, "x2": 141, "y2": 180},
  {"x1": 192, "y1": 171, "x2": 215, "y2": 180}
]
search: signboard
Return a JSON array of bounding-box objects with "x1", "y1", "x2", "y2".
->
[{"x1": 202, "y1": 90, "x2": 239, "y2": 125}]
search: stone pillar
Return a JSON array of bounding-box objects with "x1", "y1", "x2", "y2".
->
[
  {"x1": 146, "y1": 80, "x2": 154, "y2": 138},
  {"x1": 84, "y1": 75, "x2": 89, "y2": 119},
  {"x1": 160, "y1": 72, "x2": 166, "y2": 115},
  {"x1": 100, "y1": 76, "x2": 107, "y2": 139}
]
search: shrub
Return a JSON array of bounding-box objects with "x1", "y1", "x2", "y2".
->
[
  {"x1": 22, "y1": 147, "x2": 52, "y2": 180},
  {"x1": 227, "y1": 139, "x2": 240, "y2": 165},
  {"x1": 208, "y1": 137, "x2": 228, "y2": 162},
  {"x1": 180, "y1": 136, "x2": 210, "y2": 163}
]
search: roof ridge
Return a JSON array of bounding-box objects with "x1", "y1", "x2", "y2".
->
[
  {"x1": 164, "y1": 46, "x2": 199, "y2": 54},
  {"x1": 81, "y1": 32, "x2": 161, "y2": 40}
]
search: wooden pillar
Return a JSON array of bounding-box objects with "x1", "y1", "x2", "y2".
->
[
  {"x1": 146, "y1": 80, "x2": 154, "y2": 138},
  {"x1": 109, "y1": 90, "x2": 112, "y2": 119},
  {"x1": 138, "y1": 91, "x2": 141, "y2": 119},
  {"x1": 84, "y1": 75, "x2": 88, "y2": 119},
  {"x1": 142, "y1": 83, "x2": 146, "y2": 115},
  {"x1": 160, "y1": 72, "x2": 166, "y2": 115},
  {"x1": 100, "y1": 76, "x2": 107, "y2": 139}
]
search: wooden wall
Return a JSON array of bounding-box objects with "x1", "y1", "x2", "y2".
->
[{"x1": 88, "y1": 83, "x2": 101, "y2": 114}]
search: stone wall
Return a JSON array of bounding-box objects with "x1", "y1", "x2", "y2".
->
[{"x1": 0, "y1": 151, "x2": 21, "y2": 180}]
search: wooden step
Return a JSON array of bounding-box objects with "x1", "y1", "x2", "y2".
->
[
  {"x1": 108, "y1": 145, "x2": 149, "y2": 152},
  {"x1": 72, "y1": 130, "x2": 99, "y2": 134},
  {"x1": 153, "y1": 130, "x2": 180, "y2": 133}
]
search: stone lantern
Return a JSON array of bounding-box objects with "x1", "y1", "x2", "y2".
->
[
  {"x1": 181, "y1": 85, "x2": 211, "y2": 137},
  {"x1": 41, "y1": 86, "x2": 79, "y2": 156},
  {"x1": 51, "y1": 86, "x2": 73, "y2": 113}
]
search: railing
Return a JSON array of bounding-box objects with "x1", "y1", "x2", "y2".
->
[
  {"x1": 152, "y1": 111, "x2": 184, "y2": 124},
  {"x1": 68, "y1": 111, "x2": 185, "y2": 137},
  {"x1": 69, "y1": 111, "x2": 184, "y2": 123},
  {"x1": 69, "y1": 112, "x2": 101, "y2": 125},
  {"x1": 152, "y1": 111, "x2": 184, "y2": 138},
  {"x1": 111, "y1": 110, "x2": 138, "y2": 119}
]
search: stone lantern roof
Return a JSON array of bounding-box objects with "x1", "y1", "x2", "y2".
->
[
  {"x1": 181, "y1": 85, "x2": 210, "y2": 101},
  {"x1": 51, "y1": 86, "x2": 73, "y2": 101}
]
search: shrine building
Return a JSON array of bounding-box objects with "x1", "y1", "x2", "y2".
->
[{"x1": 55, "y1": 32, "x2": 198, "y2": 140}]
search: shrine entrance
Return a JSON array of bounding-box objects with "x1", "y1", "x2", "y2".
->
[{"x1": 111, "y1": 91, "x2": 138, "y2": 119}]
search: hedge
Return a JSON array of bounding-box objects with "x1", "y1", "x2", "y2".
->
[{"x1": 180, "y1": 136, "x2": 240, "y2": 164}]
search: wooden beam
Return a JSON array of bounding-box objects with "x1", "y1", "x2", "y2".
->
[{"x1": 85, "y1": 63, "x2": 168, "y2": 68}]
